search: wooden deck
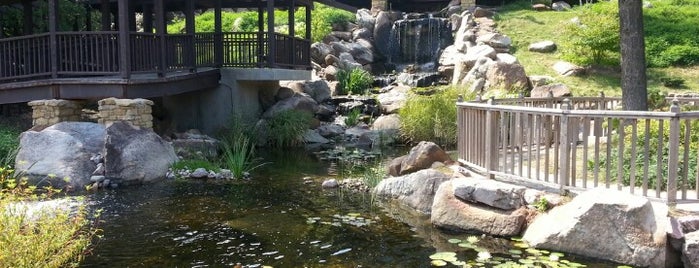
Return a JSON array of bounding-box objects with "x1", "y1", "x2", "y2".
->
[{"x1": 0, "y1": 31, "x2": 310, "y2": 104}]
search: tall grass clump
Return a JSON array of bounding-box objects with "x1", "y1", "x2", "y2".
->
[
  {"x1": 0, "y1": 123, "x2": 20, "y2": 167},
  {"x1": 399, "y1": 86, "x2": 474, "y2": 147},
  {"x1": 337, "y1": 68, "x2": 373, "y2": 95},
  {"x1": 266, "y1": 110, "x2": 313, "y2": 147},
  {"x1": 220, "y1": 136, "x2": 266, "y2": 179},
  {"x1": 0, "y1": 167, "x2": 99, "y2": 267}
]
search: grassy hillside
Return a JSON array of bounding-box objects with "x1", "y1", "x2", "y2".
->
[{"x1": 495, "y1": 0, "x2": 699, "y2": 97}]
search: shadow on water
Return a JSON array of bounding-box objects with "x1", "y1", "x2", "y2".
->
[{"x1": 80, "y1": 148, "x2": 619, "y2": 267}]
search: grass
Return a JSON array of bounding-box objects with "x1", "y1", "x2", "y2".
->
[
  {"x1": 266, "y1": 110, "x2": 313, "y2": 147},
  {"x1": 495, "y1": 0, "x2": 699, "y2": 97},
  {"x1": 220, "y1": 136, "x2": 266, "y2": 179},
  {"x1": 0, "y1": 167, "x2": 99, "y2": 267},
  {"x1": 0, "y1": 123, "x2": 20, "y2": 167}
]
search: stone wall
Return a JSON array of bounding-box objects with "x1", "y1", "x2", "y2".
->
[
  {"x1": 28, "y1": 99, "x2": 83, "y2": 127},
  {"x1": 98, "y1": 98, "x2": 154, "y2": 130}
]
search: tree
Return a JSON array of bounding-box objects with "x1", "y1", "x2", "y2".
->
[{"x1": 618, "y1": 0, "x2": 648, "y2": 111}]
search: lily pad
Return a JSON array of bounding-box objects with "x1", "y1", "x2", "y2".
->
[
  {"x1": 430, "y1": 260, "x2": 448, "y2": 266},
  {"x1": 447, "y1": 238, "x2": 462, "y2": 244},
  {"x1": 429, "y1": 252, "x2": 457, "y2": 260}
]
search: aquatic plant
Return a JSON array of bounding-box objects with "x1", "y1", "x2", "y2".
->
[
  {"x1": 337, "y1": 68, "x2": 373, "y2": 95},
  {"x1": 0, "y1": 166, "x2": 100, "y2": 267},
  {"x1": 344, "y1": 108, "x2": 362, "y2": 127},
  {"x1": 221, "y1": 136, "x2": 266, "y2": 179},
  {"x1": 267, "y1": 110, "x2": 313, "y2": 147}
]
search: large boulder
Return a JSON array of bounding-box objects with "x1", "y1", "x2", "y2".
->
[
  {"x1": 15, "y1": 122, "x2": 105, "y2": 189},
  {"x1": 476, "y1": 33, "x2": 512, "y2": 51},
  {"x1": 373, "y1": 11, "x2": 395, "y2": 57},
  {"x1": 371, "y1": 114, "x2": 401, "y2": 131},
  {"x1": 484, "y1": 61, "x2": 531, "y2": 92},
  {"x1": 282, "y1": 80, "x2": 332, "y2": 103},
  {"x1": 522, "y1": 188, "x2": 668, "y2": 267},
  {"x1": 396, "y1": 141, "x2": 452, "y2": 176},
  {"x1": 462, "y1": 45, "x2": 497, "y2": 69},
  {"x1": 530, "y1": 83, "x2": 571, "y2": 98},
  {"x1": 355, "y1": 8, "x2": 375, "y2": 33},
  {"x1": 553, "y1": 61, "x2": 585, "y2": 76},
  {"x1": 311, "y1": 42, "x2": 334, "y2": 65},
  {"x1": 552, "y1": 1, "x2": 572, "y2": 11},
  {"x1": 431, "y1": 178, "x2": 528, "y2": 236},
  {"x1": 373, "y1": 169, "x2": 452, "y2": 214},
  {"x1": 684, "y1": 231, "x2": 699, "y2": 267},
  {"x1": 262, "y1": 93, "x2": 318, "y2": 119},
  {"x1": 452, "y1": 178, "x2": 527, "y2": 210},
  {"x1": 346, "y1": 41, "x2": 374, "y2": 65},
  {"x1": 104, "y1": 122, "x2": 177, "y2": 185},
  {"x1": 438, "y1": 45, "x2": 461, "y2": 67}
]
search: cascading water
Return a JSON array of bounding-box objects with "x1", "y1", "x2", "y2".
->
[{"x1": 386, "y1": 13, "x2": 453, "y2": 86}]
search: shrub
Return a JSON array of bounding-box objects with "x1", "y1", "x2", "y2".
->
[
  {"x1": 399, "y1": 86, "x2": 474, "y2": 147},
  {"x1": 0, "y1": 167, "x2": 99, "y2": 267},
  {"x1": 337, "y1": 68, "x2": 373, "y2": 95},
  {"x1": 311, "y1": 4, "x2": 355, "y2": 42},
  {"x1": 561, "y1": 1, "x2": 619, "y2": 66},
  {"x1": 266, "y1": 110, "x2": 313, "y2": 147}
]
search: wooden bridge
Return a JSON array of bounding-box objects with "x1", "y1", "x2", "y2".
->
[
  {"x1": 0, "y1": 0, "x2": 313, "y2": 104},
  {"x1": 457, "y1": 95, "x2": 699, "y2": 205}
]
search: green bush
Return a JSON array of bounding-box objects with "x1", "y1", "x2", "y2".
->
[
  {"x1": 0, "y1": 167, "x2": 99, "y2": 267},
  {"x1": 266, "y1": 110, "x2": 313, "y2": 147},
  {"x1": 337, "y1": 68, "x2": 373, "y2": 95},
  {"x1": 561, "y1": 1, "x2": 619, "y2": 66},
  {"x1": 399, "y1": 86, "x2": 474, "y2": 147}
]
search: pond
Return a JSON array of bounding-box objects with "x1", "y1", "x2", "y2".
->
[{"x1": 80, "y1": 148, "x2": 620, "y2": 267}]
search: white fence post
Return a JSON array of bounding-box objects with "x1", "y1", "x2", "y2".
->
[
  {"x1": 668, "y1": 98, "x2": 680, "y2": 205},
  {"x1": 484, "y1": 97, "x2": 498, "y2": 179},
  {"x1": 558, "y1": 98, "x2": 572, "y2": 189}
]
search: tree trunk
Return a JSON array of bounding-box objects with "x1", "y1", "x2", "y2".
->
[{"x1": 619, "y1": 0, "x2": 648, "y2": 111}]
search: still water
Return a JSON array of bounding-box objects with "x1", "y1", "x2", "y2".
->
[{"x1": 80, "y1": 149, "x2": 618, "y2": 267}]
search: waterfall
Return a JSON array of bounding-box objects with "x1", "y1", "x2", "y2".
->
[{"x1": 388, "y1": 13, "x2": 453, "y2": 72}]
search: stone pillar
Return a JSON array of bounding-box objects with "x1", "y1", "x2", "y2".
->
[
  {"x1": 372, "y1": 0, "x2": 388, "y2": 12},
  {"x1": 461, "y1": 0, "x2": 476, "y2": 9},
  {"x1": 98, "y1": 98, "x2": 154, "y2": 129},
  {"x1": 28, "y1": 99, "x2": 83, "y2": 127}
]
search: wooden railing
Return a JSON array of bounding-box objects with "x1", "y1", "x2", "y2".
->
[
  {"x1": 0, "y1": 31, "x2": 311, "y2": 82},
  {"x1": 457, "y1": 95, "x2": 699, "y2": 204}
]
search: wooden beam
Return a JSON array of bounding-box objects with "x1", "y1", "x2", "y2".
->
[
  {"x1": 288, "y1": 0, "x2": 295, "y2": 65},
  {"x1": 22, "y1": 0, "x2": 32, "y2": 34},
  {"x1": 214, "y1": 0, "x2": 222, "y2": 67},
  {"x1": 142, "y1": 3, "x2": 153, "y2": 33},
  {"x1": 185, "y1": 0, "x2": 195, "y2": 71},
  {"x1": 0, "y1": 7, "x2": 4, "y2": 38},
  {"x1": 305, "y1": 5, "x2": 311, "y2": 40},
  {"x1": 128, "y1": 0, "x2": 136, "y2": 31},
  {"x1": 267, "y1": 0, "x2": 275, "y2": 67},
  {"x1": 118, "y1": 0, "x2": 131, "y2": 78},
  {"x1": 100, "y1": 0, "x2": 110, "y2": 30},
  {"x1": 48, "y1": 0, "x2": 58, "y2": 78},
  {"x1": 84, "y1": 3, "x2": 92, "y2": 31},
  {"x1": 257, "y1": 0, "x2": 264, "y2": 67},
  {"x1": 154, "y1": 0, "x2": 166, "y2": 76}
]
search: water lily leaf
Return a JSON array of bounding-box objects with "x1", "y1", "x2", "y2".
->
[
  {"x1": 430, "y1": 260, "x2": 447, "y2": 266},
  {"x1": 429, "y1": 252, "x2": 457, "y2": 260},
  {"x1": 458, "y1": 243, "x2": 475, "y2": 249},
  {"x1": 466, "y1": 236, "x2": 480, "y2": 243},
  {"x1": 508, "y1": 249, "x2": 523, "y2": 255},
  {"x1": 513, "y1": 242, "x2": 530, "y2": 248},
  {"x1": 447, "y1": 238, "x2": 462, "y2": 244}
]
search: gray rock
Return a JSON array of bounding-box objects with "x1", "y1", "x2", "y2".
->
[
  {"x1": 90, "y1": 175, "x2": 105, "y2": 182},
  {"x1": 338, "y1": 52, "x2": 362, "y2": 70},
  {"x1": 90, "y1": 154, "x2": 103, "y2": 164},
  {"x1": 387, "y1": 156, "x2": 405, "y2": 176},
  {"x1": 552, "y1": 1, "x2": 572, "y2": 11},
  {"x1": 355, "y1": 9, "x2": 375, "y2": 32},
  {"x1": 531, "y1": 83, "x2": 571, "y2": 98},
  {"x1": 528, "y1": 75, "x2": 555, "y2": 87},
  {"x1": 352, "y1": 28, "x2": 373, "y2": 41},
  {"x1": 302, "y1": 129, "x2": 330, "y2": 144},
  {"x1": 311, "y1": 42, "x2": 334, "y2": 65},
  {"x1": 322, "y1": 179, "x2": 339, "y2": 188},
  {"x1": 15, "y1": 122, "x2": 105, "y2": 189},
  {"x1": 683, "y1": 231, "x2": 699, "y2": 267},
  {"x1": 460, "y1": 44, "x2": 497, "y2": 72},
  {"x1": 679, "y1": 216, "x2": 699, "y2": 234},
  {"x1": 473, "y1": 7, "x2": 494, "y2": 18},
  {"x1": 282, "y1": 80, "x2": 332, "y2": 103},
  {"x1": 438, "y1": 45, "x2": 460, "y2": 66},
  {"x1": 324, "y1": 65, "x2": 339, "y2": 81},
  {"x1": 476, "y1": 33, "x2": 512, "y2": 49},
  {"x1": 357, "y1": 129, "x2": 398, "y2": 147},
  {"x1": 217, "y1": 169, "x2": 233, "y2": 180},
  {"x1": 454, "y1": 13, "x2": 476, "y2": 53},
  {"x1": 431, "y1": 178, "x2": 528, "y2": 236},
  {"x1": 452, "y1": 178, "x2": 527, "y2": 210},
  {"x1": 171, "y1": 137, "x2": 219, "y2": 159},
  {"x1": 103, "y1": 122, "x2": 178, "y2": 185},
  {"x1": 371, "y1": 114, "x2": 401, "y2": 131},
  {"x1": 523, "y1": 188, "x2": 668, "y2": 267},
  {"x1": 398, "y1": 141, "x2": 453, "y2": 175},
  {"x1": 373, "y1": 169, "x2": 452, "y2": 214},
  {"x1": 275, "y1": 86, "x2": 295, "y2": 101},
  {"x1": 495, "y1": 53, "x2": 519, "y2": 64},
  {"x1": 262, "y1": 93, "x2": 318, "y2": 119},
  {"x1": 377, "y1": 85, "x2": 409, "y2": 114},
  {"x1": 374, "y1": 11, "x2": 394, "y2": 57},
  {"x1": 330, "y1": 31, "x2": 352, "y2": 42},
  {"x1": 317, "y1": 123, "x2": 345, "y2": 138},
  {"x1": 528, "y1": 40, "x2": 557, "y2": 53},
  {"x1": 190, "y1": 168, "x2": 209, "y2": 178},
  {"x1": 532, "y1": 4, "x2": 550, "y2": 11},
  {"x1": 92, "y1": 163, "x2": 105, "y2": 175},
  {"x1": 553, "y1": 61, "x2": 585, "y2": 76},
  {"x1": 346, "y1": 42, "x2": 374, "y2": 65},
  {"x1": 345, "y1": 125, "x2": 371, "y2": 137}
]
